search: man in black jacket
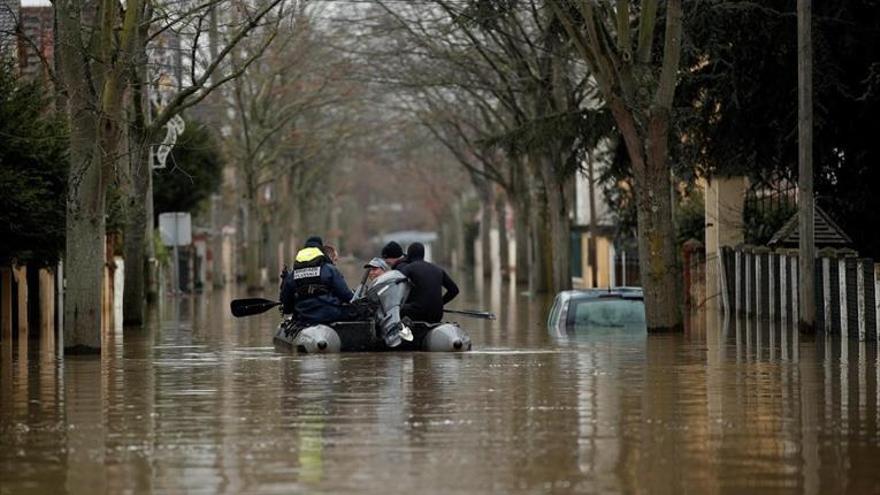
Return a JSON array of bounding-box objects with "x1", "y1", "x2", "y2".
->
[
  {"x1": 381, "y1": 241, "x2": 407, "y2": 269},
  {"x1": 398, "y1": 242, "x2": 459, "y2": 323}
]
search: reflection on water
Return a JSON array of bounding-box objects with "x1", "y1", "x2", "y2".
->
[{"x1": 2, "y1": 276, "x2": 880, "y2": 494}]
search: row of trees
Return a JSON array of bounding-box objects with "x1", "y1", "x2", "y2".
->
[
  {"x1": 224, "y1": 6, "x2": 367, "y2": 290},
  {"x1": 346, "y1": 0, "x2": 880, "y2": 331},
  {"x1": 36, "y1": 0, "x2": 293, "y2": 350},
  {"x1": 7, "y1": 0, "x2": 879, "y2": 340},
  {"x1": 217, "y1": 4, "x2": 473, "y2": 291},
  {"x1": 353, "y1": 1, "x2": 607, "y2": 295},
  {"x1": 3, "y1": 0, "x2": 468, "y2": 353},
  {"x1": 349, "y1": 1, "x2": 683, "y2": 330}
]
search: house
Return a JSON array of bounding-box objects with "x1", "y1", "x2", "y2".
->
[
  {"x1": 768, "y1": 205, "x2": 854, "y2": 250},
  {"x1": 17, "y1": 3, "x2": 53, "y2": 82},
  {"x1": 571, "y1": 139, "x2": 627, "y2": 288}
]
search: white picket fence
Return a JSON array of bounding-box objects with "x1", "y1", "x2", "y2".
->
[{"x1": 720, "y1": 246, "x2": 879, "y2": 341}]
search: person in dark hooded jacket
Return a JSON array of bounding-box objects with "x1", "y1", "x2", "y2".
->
[
  {"x1": 398, "y1": 242, "x2": 459, "y2": 323},
  {"x1": 280, "y1": 236, "x2": 354, "y2": 324},
  {"x1": 381, "y1": 241, "x2": 408, "y2": 270}
]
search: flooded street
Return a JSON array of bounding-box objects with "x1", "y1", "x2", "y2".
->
[{"x1": 2, "y1": 275, "x2": 880, "y2": 494}]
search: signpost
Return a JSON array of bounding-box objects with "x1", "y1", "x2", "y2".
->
[{"x1": 159, "y1": 212, "x2": 192, "y2": 294}]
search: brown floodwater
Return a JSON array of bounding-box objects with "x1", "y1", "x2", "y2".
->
[{"x1": 2, "y1": 272, "x2": 879, "y2": 494}]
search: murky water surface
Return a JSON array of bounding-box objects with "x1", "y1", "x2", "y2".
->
[{"x1": 2, "y1": 275, "x2": 880, "y2": 494}]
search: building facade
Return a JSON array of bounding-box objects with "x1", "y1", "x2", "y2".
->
[
  {"x1": 17, "y1": 5, "x2": 53, "y2": 82},
  {"x1": 571, "y1": 138, "x2": 622, "y2": 289},
  {"x1": 0, "y1": 0, "x2": 18, "y2": 62}
]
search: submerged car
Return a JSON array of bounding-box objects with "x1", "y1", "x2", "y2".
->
[{"x1": 547, "y1": 287, "x2": 646, "y2": 338}]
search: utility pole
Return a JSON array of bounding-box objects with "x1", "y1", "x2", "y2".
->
[{"x1": 797, "y1": 0, "x2": 816, "y2": 333}]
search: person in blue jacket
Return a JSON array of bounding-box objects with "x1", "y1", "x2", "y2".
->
[{"x1": 280, "y1": 236, "x2": 355, "y2": 324}]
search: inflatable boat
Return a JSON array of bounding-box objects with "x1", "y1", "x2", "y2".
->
[
  {"x1": 273, "y1": 318, "x2": 472, "y2": 353},
  {"x1": 270, "y1": 269, "x2": 472, "y2": 353}
]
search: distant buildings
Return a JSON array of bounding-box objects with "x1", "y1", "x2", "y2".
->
[
  {"x1": 0, "y1": 0, "x2": 18, "y2": 61},
  {"x1": 17, "y1": 4, "x2": 53, "y2": 82},
  {"x1": 571, "y1": 139, "x2": 633, "y2": 288},
  {"x1": 0, "y1": 0, "x2": 54, "y2": 83}
]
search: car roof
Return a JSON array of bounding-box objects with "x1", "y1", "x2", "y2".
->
[{"x1": 555, "y1": 287, "x2": 644, "y2": 302}]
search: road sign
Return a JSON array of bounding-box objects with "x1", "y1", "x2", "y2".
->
[{"x1": 159, "y1": 212, "x2": 192, "y2": 246}]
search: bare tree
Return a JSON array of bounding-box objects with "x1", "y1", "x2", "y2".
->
[
  {"x1": 359, "y1": 0, "x2": 611, "y2": 292},
  {"x1": 223, "y1": 5, "x2": 365, "y2": 289},
  {"x1": 553, "y1": 0, "x2": 684, "y2": 331},
  {"x1": 55, "y1": 0, "x2": 290, "y2": 348}
]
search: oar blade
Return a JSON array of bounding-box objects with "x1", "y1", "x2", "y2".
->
[
  {"x1": 230, "y1": 298, "x2": 280, "y2": 317},
  {"x1": 444, "y1": 308, "x2": 497, "y2": 320}
]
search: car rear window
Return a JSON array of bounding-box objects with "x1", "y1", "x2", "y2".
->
[{"x1": 568, "y1": 298, "x2": 646, "y2": 328}]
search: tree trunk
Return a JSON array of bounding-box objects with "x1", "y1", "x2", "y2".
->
[
  {"x1": 122, "y1": 17, "x2": 152, "y2": 324},
  {"x1": 451, "y1": 200, "x2": 466, "y2": 271},
  {"x1": 244, "y1": 198, "x2": 262, "y2": 291},
  {"x1": 57, "y1": 0, "x2": 103, "y2": 353},
  {"x1": 633, "y1": 161, "x2": 680, "y2": 331},
  {"x1": 64, "y1": 168, "x2": 105, "y2": 353},
  {"x1": 279, "y1": 191, "x2": 297, "y2": 282},
  {"x1": 544, "y1": 176, "x2": 572, "y2": 293},
  {"x1": 480, "y1": 190, "x2": 493, "y2": 279},
  {"x1": 587, "y1": 155, "x2": 599, "y2": 287},
  {"x1": 327, "y1": 200, "x2": 341, "y2": 250},
  {"x1": 615, "y1": 103, "x2": 682, "y2": 332},
  {"x1": 472, "y1": 179, "x2": 493, "y2": 279},
  {"x1": 122, "y1": 128, "x2": 150, "y2": 325},
  {"x1": 511, "y1": 160, "x2": 531, "y2": 286},
  {"x1": 533, "y1": 155, "x2": 572, "y2": 294},
  {"x1": 144, "y1": 160, "x2": 157, "y2": 299},
  {"x1": 550, "y1": 0, "x2": 684, "y2": 329},
  {"x1": 511, "y1": 197, "x2": 530, "y2": 285},
  {"x1": 266, "y1": 215, "x2": 279, "y2": 280},
  {"x1": 66, "y1": 115, "x2": 124, "y2": 350},
  {"x1": 288, "y1": 196, "x2": 303, "y2": 263},
  {"x1": 211, "y1": 195, "x2": 224, "y2": 287},
  {"x1": 496, "y1": 192, "x2": 509, "y2": 279},
  {"x1": 528, "y1": 173, "x2": 552, "y2": 294}
]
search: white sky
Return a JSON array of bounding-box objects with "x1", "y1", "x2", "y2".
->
[{"x1": 21, "y1": 0, "x2": 52, "y2": 6}]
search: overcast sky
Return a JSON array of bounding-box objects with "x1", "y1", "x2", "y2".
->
[{"x1": 21, "y1": 0, "x2": 51, "y2": 6}]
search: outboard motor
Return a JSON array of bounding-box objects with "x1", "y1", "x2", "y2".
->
[{"x1": 364, "y1": 270, "x2": 412, "y2": 347}]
